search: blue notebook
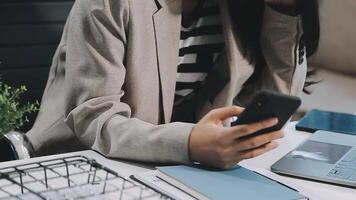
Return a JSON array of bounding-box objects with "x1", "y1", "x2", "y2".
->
[{"x1": 156, "y1": 165, "x2": 306, "y2": 200}]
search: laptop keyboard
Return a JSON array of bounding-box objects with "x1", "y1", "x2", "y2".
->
[{"x1": 327, "y1": 148, "x2": 356, "y2": 181}]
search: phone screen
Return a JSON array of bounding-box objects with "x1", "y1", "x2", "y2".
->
[{"x1": 296, "y1": 109, "x2": 356, "y2": 135}]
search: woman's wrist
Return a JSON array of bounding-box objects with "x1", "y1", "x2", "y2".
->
[{"x1": 4, "y1": 131, "x2": 33, "y2": 160}]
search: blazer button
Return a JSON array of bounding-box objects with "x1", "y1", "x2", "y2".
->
[
  {"x1": 299, "y1": 57, "x2": 304, "y2": 65},
  {"x1": 299, "y1": 49, "x2": 305, "y2": 57}
]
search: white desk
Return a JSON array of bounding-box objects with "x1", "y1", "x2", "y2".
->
[
  {"x1": 240, "y1": 122, "x2": 356, "y2": 200},
  {"x1": 0, "y1": 123, "x2": 355, "y2": 200}
]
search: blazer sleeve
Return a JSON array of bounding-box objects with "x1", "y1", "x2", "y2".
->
[
  {"x1": 260, "y1": 5, "x2": 307, "y2": 96},
  {"x1": 62, "y1": 0, "x2": 194, "y2": 164}
]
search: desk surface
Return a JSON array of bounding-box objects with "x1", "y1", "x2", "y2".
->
[
  {"x1": 241, "y1": 122, "x2": 356, "y2": 200},
  {"x1": 0, "y1": 123, "x2": 355, "y2": 200}
]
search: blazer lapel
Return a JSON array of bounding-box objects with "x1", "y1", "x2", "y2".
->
[
  {"x1": 220, "y1": 0, "x2": 255, "y2": 90},
  {"x1": 153, "y1": 0, "x2": 182, "y2": 123},
  {"x1": 199, "y1": 0, "x2": 255, "y2": 117},
  {"x1": 152, "y1": 0, "x2": 254, "y2": 122}
]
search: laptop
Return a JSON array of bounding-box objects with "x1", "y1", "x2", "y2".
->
[{"x1": 272, "y1": 130, "x2": 356, "y2": 188}]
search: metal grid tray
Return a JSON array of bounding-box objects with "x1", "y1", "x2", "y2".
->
[{"x1": 0, "y1": 156, "x2": 172, "y2": 200}]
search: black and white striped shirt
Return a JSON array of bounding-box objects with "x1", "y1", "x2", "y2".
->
[{"x1": 174, "y1": 0, "x2": 225, "y2": 106}]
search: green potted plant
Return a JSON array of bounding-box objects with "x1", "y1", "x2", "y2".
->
[{"x1": 0, "y1": 82, "x2": 39, "y2": 161}]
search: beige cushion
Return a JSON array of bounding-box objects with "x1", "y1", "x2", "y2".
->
[
  {"x1": 300, "y1": 69, "x2": 356, "y2": 114},
  {"x1": 309, "y1": 0, "x2": 356, "y2": 75}
]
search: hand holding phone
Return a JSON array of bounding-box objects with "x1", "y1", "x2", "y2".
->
[{"x1": 188, "y1": 91, "x2": 300, "y2": 169}]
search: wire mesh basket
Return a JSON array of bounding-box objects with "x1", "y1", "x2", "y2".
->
[{"x1": 0, "y1": 156, "x2": 172, "y2": 200}]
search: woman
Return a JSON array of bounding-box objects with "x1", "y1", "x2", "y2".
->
[{"x1": 23, "y1": 0, "x2": 319, "y2": 169}]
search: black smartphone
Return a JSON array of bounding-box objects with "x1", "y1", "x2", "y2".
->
[
  {"x1": 231, "y1": 91, "x2": 301, "y2": 138},
  {"x1": 296, "y1": 109, "x2": 356, "y2": 135}
]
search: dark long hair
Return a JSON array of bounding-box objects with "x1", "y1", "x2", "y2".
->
[{"x1": 228, "y1": 0, "x2": 320, "y2": 93}]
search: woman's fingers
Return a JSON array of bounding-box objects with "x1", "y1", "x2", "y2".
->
[
  {"x1": 224, "y1": 117, "x2": 278, "y2": 139},
  {"x1": 224, "y1": 131, "x2": 282, "y2": 159},
  {"x1": 234, "y1": 130, "x2": 284, "y2": 151},
  {"x1": 218, "y1": 141, "x2": 279, "y2": 169},
  {"x1": 206, "y1": 106, "x2": 244, "y2": 122},
  {"x1": 214, "y1": 134, "x2": 282, "y2": 169},
  {"x1": 239, "y1": 141, "x2": 279, "y2": 160}
]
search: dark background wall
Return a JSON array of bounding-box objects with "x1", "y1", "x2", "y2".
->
[{"x1": 0, "y1": 0, "x2": 74, "y2": 131}]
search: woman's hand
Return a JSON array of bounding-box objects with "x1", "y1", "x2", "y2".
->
[
  {"x1": 189, "y1": 106, "x2": 284, "y2": 169},
  {"x1": 264, "y1": 0, "x2": 303, "y2": 16}
]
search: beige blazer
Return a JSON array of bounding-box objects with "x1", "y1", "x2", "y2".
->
[{"x1": 26, "y1": 0, "x2": 307, "y2": 164}]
